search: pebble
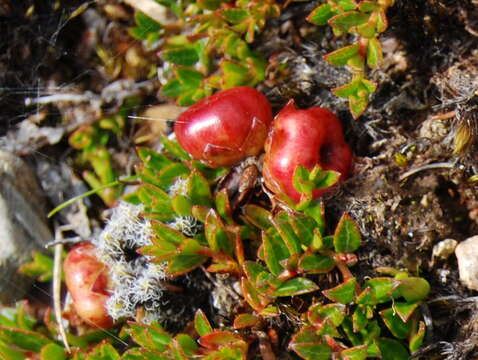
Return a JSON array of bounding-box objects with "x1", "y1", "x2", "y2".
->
[
  {"x1": 455, "y1": 235, "x2": 478, "y2": 291},
  {"x1": 0, "y1": 151, "x2": 52, "y2": 303}
]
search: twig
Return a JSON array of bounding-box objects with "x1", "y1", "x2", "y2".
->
[
  {"x1": 399, "y1": 162, "x2": 455, "y2": 181},
  {"x1": 53, "y1": 225, "x2": 71, "y2": 353},
  {"x1": 24, "y1": 93, "x2": 96, "y2": 106}
]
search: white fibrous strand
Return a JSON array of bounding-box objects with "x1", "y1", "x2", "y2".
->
[{"x1": 95, "y1": 201, "x2": 167, "y2": 322}]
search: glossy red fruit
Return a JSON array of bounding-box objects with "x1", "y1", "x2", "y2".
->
[
  {"x1": 174, "y1": 86, "x2": 272, "y2": 168},
  {"x1": 263, "y1": 100, "x2": 352, "y2": 202},
  {"x1": 64, "y1": 243, "x2": 114, "y2": 329}
]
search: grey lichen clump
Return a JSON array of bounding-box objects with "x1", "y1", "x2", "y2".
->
[{"x1": 94, "y1": 201, "x2": 167, "y2": 324}]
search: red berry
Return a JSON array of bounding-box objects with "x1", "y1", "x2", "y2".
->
[
  {"x1": 64, "y1": 243, "x2": 114, "y2": 329},
  {"x1": 174, "y1": 86, "x2": 272, "y2": 168},
  {"x1": 263, "y1": 100, "x2": 352, "y2": 202}
]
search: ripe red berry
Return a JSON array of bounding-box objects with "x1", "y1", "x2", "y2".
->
[
  {"x1": 263, "y1": 100, "x2": 352, "y2": 202},
  {"x1": 174, "y1": 86, "x2": 272, "y2": 168},
  {"x1": 64, "y1": 243, "x2": 114, "y2": 329}
]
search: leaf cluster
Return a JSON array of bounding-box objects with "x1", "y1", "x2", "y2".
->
[
  {"x1": 307, "y1": 0, "x2": 395, "y2": 118},
  {"x1": 130, "y1": 1, "x2": 280, "y2": 105},
  {"x1": 68, "y1": 100, "x2": 137, "y2": 205}
]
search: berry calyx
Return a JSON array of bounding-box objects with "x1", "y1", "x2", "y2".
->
[{"x1": 263, "y1": 100, "x2": 352, "y2": 202}]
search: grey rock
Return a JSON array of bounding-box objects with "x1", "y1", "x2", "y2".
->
[{"x1": 0, "y1": 151, "x2": 52, "y2": 304}]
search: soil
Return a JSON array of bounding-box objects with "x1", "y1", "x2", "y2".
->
[{"x1": 1, "y1": 0, "x2": 478, "y2": 359}]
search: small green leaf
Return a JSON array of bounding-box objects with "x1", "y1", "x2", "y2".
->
[
  {"x1": 334, "y1": 213, "x2": 361, "y2": 253},
  {"x1": 172, "y1": 195, "x2": 193, "y2": 216},
  {"x1": 359, "y1": 277, "x2": 398, "y2": 304},
  {"x1": 303, "y1": 201, "x2": 326, "y2": 235},
  {"x1": 358, "y1": 1, "x2": 380, "y2": 12},
  {"x1": 352, "y1": 305, "x2": 368, "y2": 332},
  {"x1": 273, "y1": 277, "x2": 319, "y2": 297},
  {"x1": 19, "y1": 252, "x2": 55, "y2": 282},
  {"x1": 328, "y1": 11, "x2": 370, "y2": 32},
  {"x1": 221, "y1": 9, "x2": 248, "y2": 24},
  {"x1": 409, "y1": 321, "x2": 426, "y2": 352},
  {"x1": 194, "y1": 309, "x2": 213, "y2": 336},
  {"x1": 307, "y1": 4, "x2": 336, "y2": 26},
  {"x1": 308, "y1": 303, "x2": 346, "y2": 328},
  {"x1": 221, "y1": 60, "x2": 251, "y2": 88},
  {"x1": 243, "y1": 204, "x2": 273, "y2": 230},
  {"x1": 215, "y1": 189, "x2": 234, "y2": 225},
  {"x1": 0, "y1": 341, "x2": 25, "y2": 360},
  {"x1": 233, "y1": 313, "x2": 259, "y2": 329},
  {"x1": 299, "y1": 253, "x2": 335, "y2": 274},
  {"x1": 0, "y1": 326, "x2": 50, "y2": 353},
  {"x1": 188, "y1": 170, "x2": 213, "y2": 207},
  {"x1": 174, "y1": 334, "x2": 198, "y2": 356},
  {"x1": 398, "y1": 277, "x2": 430, "y2": 302},
  {"x1": 380, "y1": 308, "x2": 411, "y2": 339},
  {"x1": 367, "y1": 37, "x2": 383, "y2": 68},
  {"x1": 393, "y1": 302, "x2": 420, "y2": 323},
  {"x1": 160, "y1": 135, "x2": 191, "y2": 161},
  {"x1": 162, "y1": 48, "x2": 199, "y2": 67},
  {"x1": 241, "y1": 278, "x2": 263, "y2": 310},
  {"x1": 137, "y1": 147, "x2": 172, "y2": 172},
  {"x1": 376, "y1": 9, "x2": 389, "y2": 33},
  {"x1": 86, "y1": 342, "x2": 120, "y2": 360},
  {"x1": 162, "y1": 79, "x2": 185, "y2": 98},
  {"x1": 263, "y1": 231, "x2": 288, "y2": 276},
  {"x1": 205, "y1": 209, "x2": 233, "y2": 255},
  {"x1": 135, "y1": 12, "x2": 161, "y2": 33},
  {"x1": 272, "y1": 212, "x2": 302, "y2": 255},
  {"x1": 376, "y1": 338, "x2": 409, "y2": 360},
  {"x1": 337, "y1": 0, "x2": 358, "y2": 11},
  {"x1": 198, "y1": 331, "x2": 243, "y2": 350},
  {"x1": 243, "y1": 261, "x2": 268, "y2": 284},
  {"x1": 340, "y1": 345, "x2": 368, "y2": 360},
  {"x1": 127, "y1": 321, "x2": 172, "y2": 352},
  {"x1": 289, "y1": 326, "x2": 331, "y2": 360},
  {"x1": 40, "y1": 343, "x2": 66, "y2": 360},
  {"x1": 324, "y1": 44, "x2": 360, "y2": 67},
  {"x1": 322, "y1": 277, "x2": 357, "y2": 304}
]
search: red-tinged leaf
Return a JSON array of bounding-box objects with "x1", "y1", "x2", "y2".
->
[
  {"x1": 0, "y1": 326, "x2": 50, "y2": 353},
  {"x1": 358, "y1": 1, "x2": 379, "y2": 12},
  {"x1": 289, "y1": 327, "x2": 332, "y2": 360},
  {"x1": 243, "y1": 204, "x2": 273, "y2": 230},
  {"x1": 127, "y1": 321, "x2": 172, "y2": 352},
  {"x1": 191, "y1": 205, "x2": 209, "y2": 222},
  {"x1": 409, "y1": 321, "x2": 426, "y2": 352},
  {"x1": 308, "y1": 303, "x2": 346, "y2": 328},
  {"x1": 195, "y1": 309, "x2": 213, "y2": 336},
  {"x1": 241, "y1": 278, "x2": 263, "y2": 310},
  {"x1": 263, "y1": 230, "x2": 288, "y2": 276},
  {"x1": 198, "y1": 331, "x2": 243, "y2": 350},
  {"x1": 215, "y1": 189, "x2": 234, "y2": 225},
  {"x1": 380, "y1": 308, "x2": 412, "y2": 339},
  {"x1": 258, "y1": 306, "x2": 280, "y2": 317},
  {"x1": 206, "y1": 259, "x2": 240, "y2": 274},
  {"x1": 393, "y1": 302, "x2": 420, "y2": 323},
  {"x1": 398, "y1": 277, "x2": 430, "y2": 302},
  {"x1": 271, "y1": 212, "x2": 302, "y2": 255},
  {"x1": 86, "y1": 341, "x2": 120, "y2": 360},
  {"x1": 273, "y1": 277, "x2": 319, "y2": 297},
  {"x1": 307, "y1": 4, "x2": 336, "y2": 25},
  {"x1": 324, "y1": 44, "x2": 360, "y2": 67},
  {"x1": 376, "y1": 9, "x2": 388, "y2": 33},
  {"x1": 233, "y1": 313, "x2": 259, "y2": 329},
  {"x1": 349, "y1": 92, "x2": 369, "y2": 119},
  {"x1": 205, "y1": 209, "x2": 233, "y2": 255},
  {"x1": 359, "y1": 277, "x2": 398, "y2": 304},
  {"x1": 333, "y1": 213, "x2": 361, "y2": 253},
  {"x1": 243, "y1": 261, "x2": 268, "y2": 283},
  {"x1": 299, "y1": 253, "x2": 335, "y2": 274},
  {"x1": 322, "y1": 277, "x2": 357, "y2": 304},
  {"x1": 376, "y1": 338, "x2": 409, "y2": 360},
  {"x1": 367, "y1": 37, "x2": 383, "y2": 68},
  {"x1": 328, "y1": 11, "x2": 369, "y2": 32},
  {"x1": 340, "y1": 344, "x2": 368, "y2": 360}
]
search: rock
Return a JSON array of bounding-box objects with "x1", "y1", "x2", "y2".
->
[
  {"x1": 432, "y1": 239, "x2": 458, "y2": 261},
  {"x1": 455, "y1": 236, "x2": 478, "y2": 291},
  {"x1": 0, "y1": 151, "x2": 52, "y2": 304}
]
